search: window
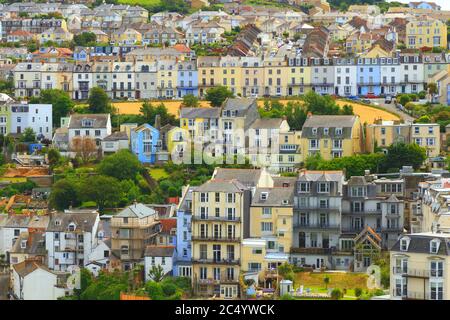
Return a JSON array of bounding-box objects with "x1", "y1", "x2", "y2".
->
[
  {"x1": 430, "y1": 260, "x2": 443, "y2": 278},
  {"x1": 261, "y1": 222, "x2": 273, "y2": 232},
  {"x1": 430, "y1": 240, "x2": 440, "y2": 254},
  {"x1": 400, "y1": 238, "x2": 409, "y2": 251},
  {"x1": 215, "y1": 193, "x2": 220, "y2": 202},
  {"x1": 298, "y1": 182, "x2": 310, "y2": 193},
  {"x1": 318, "y1": 183, "x2": 330, "y2": 193},
  {"x1": 200, "y1": 267, "x2": 207, "y2": 280},
  {"x1": 260, "y1": 192, "x2": 268, "y2": 200},
  {"x1": 430, "y1": 281, "x2": 443, "y2": 300},
  {"x1": 335, "y1": 128, "x2": 343, "y2": 135},
  {"x1": 200, "y1": 193, "x2": 208, "y2": 202},
  {"x1": 263, "y1": 207, "x2": 272, "y2": 216}
]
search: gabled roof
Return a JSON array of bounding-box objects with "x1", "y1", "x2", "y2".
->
[
  {"x1": 47, "y1": 211, "x2": 98, "y2": 232},
  {"x1": 13, "y1": 260, "x2": 55, "y2": 278},
  {"x1": 116, "y1": 203, "x2": 157, "y2": 218},
  {"x1": 252, "y1": 187, "x2": 294, "y2": 207},
  {"x1": 68, "y1": 114, "x2": 110, "y2": 129},
  {"x1": 103, "y1": 131, "x2": 128, "y2": 141},
  {"x1": 179, "y1": 107, "x2": 220, "y2": 119},
  {"x1": 250, "y1": 118, "x2": 284, "y2": 129},
  {"x1": 196, "y1": 179, "x2": 248, "y2": 193},
  {"x1": 159, "y1": 218, "x2": 177, "y2": 233},
  {"x1": 213, "y1": 168, "x2": 262, "y2": 187},
  {"x1": 144, "y1": 245, "x2": 175, "y2": 257}
]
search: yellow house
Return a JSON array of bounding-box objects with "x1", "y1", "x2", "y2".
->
[
  {"x1": 406, "y1": 16, "x2": 447, "y2": 49},
  {"x1": 288, "y1": 64, "x2": 311, "y2": 96},
  {"x1": 191, "y1": 179, "x2": 250, "y2": 299},
  {"x1": 263, "y1": 57, "x2": 289, "y2": 96},
  {"x1": 300, "y1": 115, "x2": 363, "y2": 161},
  {"x1": 219, "y1": 56, "x2": 242, "y2": 96},
  {"x1": 365, "y1": 120, "x2": 411, "y2": 152},
  {"x1": 390, "y1": 233, "x2": 450, "y2": 300},
  {"x1": 167, "y1": 126, "x2": 191, "y2": 163},
  {"x1": 111, "y1": 28, "x2": 142, "y2": 45},
  {"x1": 39, "y1": 27, "x2": 73, "y2": 45},
  {"x1": 179, "y1": 107, "x2": 220, "y2": 140},
  {"x1": 410, "y1": 123, "x2": 441, "y2": 158},
  {"x1": 249, "y1": 187, "x2": 294, "y2": 253},
  {"x1": 197, "y1": 56, "x2": 221, "y2": 97}
]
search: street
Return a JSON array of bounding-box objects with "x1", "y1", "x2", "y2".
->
[
  {"x1": 371, "y1": 98, "x2": 416, "y2": 122},
  {"x1": 0, "y1": 274, "x2": 9, "y2": 300}
]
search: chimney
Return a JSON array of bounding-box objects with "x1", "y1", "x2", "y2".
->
[
  {"x1": 307, "y1": 111, "x2": 313, "y2": 118},
  {"x1": 154, "y1": 114, "x2": 161, "y2": 130}
]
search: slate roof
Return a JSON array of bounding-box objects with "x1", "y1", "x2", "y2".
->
[
  {"x1": 391, "y1": 233, "x2": 450, "y2": 255},
  {"x1": 13, "y1": 260, "x2": 54, "y2": 278},
  {"x1": 252, "y1": 187, "x2": 295, "y2": 207},
  {"x1": 298, "y1": 170, "x2": 344, "y2": 182},
  {"x1": 103, "y1": 131, "x2": 128, "y2": 141},
  {"x1": 222, "y1": 98, "x2": 256, "y2": 112},
  {"x1": 116, "y1": 203, "x2": 157, "y2": 218},
  {"x1": 196, "y1": 179, "x2": 248, "y2": 193},
  {"x1": 10, "y1": 232, "x2": 46, "y2": 255},
  {"x1": 68, "y1": 114, "x2": 110, "y2": 129},
  {"x1": 301, "y1": 115, "x2": 358, "y2": 139},
  {"x1": 213, "y1": 168, "x2": 262, "y2": 187},
  {"x1": 47, "y1": 211, "x2": 98, "y2": 232},
  {"x1": 179, "y1": 107, "x2": 220, "y2": 119},
  {"x1": 250, "y1": 118, "x2": 284, "y2": 129},
  {"x1": 144, "y1": 245, "x2": 175, "y2": 257}
]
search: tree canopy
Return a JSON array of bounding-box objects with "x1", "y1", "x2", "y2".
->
[
  {"x1": 87, "y1": 87, "x2": 112, "y2": 114},
  {"x1": 97, "y1": 149, "x2": 143, "y2": 181},
  {"x1": 31, "y1": 89, "x2": 74, "y2": 127},
  {"x1": 204, "y1": 86, "x2": 234, "y2": 108}
]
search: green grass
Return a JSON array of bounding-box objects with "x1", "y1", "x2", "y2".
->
[
  {"x1": 148, "y1": 168, "x2": 169, "y2": 181},
  {"x1": 81, "y1": 201, "x2": 97, "y2": 208},
  {"x1": 0, "y1": 177, "x2": 27, "y2": 183}
]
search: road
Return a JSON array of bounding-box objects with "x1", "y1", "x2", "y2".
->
[
  {"x1": 371, "y1": 98, "x2": 416, "y2": 122},
  {"x1": 0, "y1": 274, "x2": 9, "y2": 300}
]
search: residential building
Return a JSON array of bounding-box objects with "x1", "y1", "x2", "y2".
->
[
  {"x1": 110, "y1": 203, "x2": 161, "y2": 270},
  {"x1": 130, "y1": 123, "x2": 161, "y2": 164},
  {"x1": 300, "y1": 115, "x2": 363, "y2": 161},
  {"x1": 45, "y1": 209, "x2": 100, "y2": 271},
  {"x1": 390, "y1": 232, "x2": 449, "y2": 300},
  {"x1": 406, "y1": 16, "x2": 447, "y2": 49},
  {"x1": 144, "y1": 245, "x2": 176, "y2": 282}
]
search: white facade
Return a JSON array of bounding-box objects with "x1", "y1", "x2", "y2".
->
[
  {"x1": 334, "y1": 64, "x2": 357, "y2": 96},
  {"x1": 10, "y1": 103, "x2": 53, "y2": 140},
  {"x1": 144, "y1": 255, "x2": 174, "y2": 282},
  {"x1": 12, "y1": 266, "x2": 68, "y2": 300}
]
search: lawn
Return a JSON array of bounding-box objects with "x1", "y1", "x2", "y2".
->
[
  {"x1": 0, "y1": 177, "x2": 27, "y2": 183},
  {"x1": 148, "y1": 168, "x2": 169, "y2": 180},
  {"x1": 295, "y1": 272, "x2": 368, "y2": 292},
  {"x1": 112, "y1": 99, "x2": 399, "y2": 124}
]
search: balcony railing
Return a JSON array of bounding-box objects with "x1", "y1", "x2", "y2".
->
[
  {"x1": 341, "y1": 210, "x2": 382, "y2": 215},
  {"x1": 404, "y1": 268, "x2": 430, "y2": 278},
  {"x1": 192, "y1": 258, "x2": 240, "y2": 265},
  {"x1": 191, "y1": 216, "x2": 241, "y2": 222},
  {"x1": 290, "y1": 247, "x2": 335, "y2": 255},
  {"x1": 293, "y1": 222, "x2": 340, "y2": 229},
  {"x1": 191, "y1": 236, "x2": 240, "y2": 242}
]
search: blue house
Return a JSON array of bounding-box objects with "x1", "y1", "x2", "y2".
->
[
  {"x1": 130, "y1": 123, "x2": 160, "y2": 164},
  {"x1": 357, "y1": 58, "x2": 382, "y2": 97},
  {"x1": 73, "y1": 48, "x2": 88, "y2": 62},
  {"x1": 173, "y1": 186, "x2": 194, "y2": 278},
  {"x1": 177, "y1": 61, "x2": 198, "y2": 98}
]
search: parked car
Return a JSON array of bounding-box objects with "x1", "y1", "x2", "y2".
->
[
  {"x1": 361, "y1": 99, "x2": 371, "y2": 104},
  {"x1": 366, "y1": 93, "x2": 377, "y2": 99},
  {"x1": 385, "y1": 95, "x2": 392, "y2": 104}
]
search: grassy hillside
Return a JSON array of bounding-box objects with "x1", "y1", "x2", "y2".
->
[{"x1": 117, "y1": 0, "x2": 161, "y2": 6}]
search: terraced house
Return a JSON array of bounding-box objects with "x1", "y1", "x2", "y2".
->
[
  {"x1": 191, "y1": 179, "x2": 251, "y2": 299},
  {"x1": 300, "y1": 115, "x2": 363, "y2": 161}
]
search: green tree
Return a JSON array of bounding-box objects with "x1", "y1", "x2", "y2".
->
[
  {"x1": 73, "y1": 32, "x2": 97, "y2": 47},
  {"x1": 0, "y1": 79, "x2": 14, "y2": 94},
  {"x1": 427, "y1": 82, "x2": 438, "y2": 95},
  {"x1": 47, "y1": 148, "x2": 61, "y2": 168},
  {"x1": 330, "y1": 288, "x2": 342, "y2": 300},
  {"x1": 49, "y1": 179, "x2": 81, "y2": 210},
  {"x1": 147, "y1": 265, "x2": 165, "y2": 282},
  {"x1": 80, "y1": 175, "x2": 121, "y2": 212},
  {"x1": 181, "y1": 94, "x2": 200, "y2": 108},
  {"x1": 87, "y1": 87, "x2": 112, "y2": 114},
  {"x1": 32, "y1": 89, "x2": 74, "y2": 127},
  {"x1": 139, "y1": 101, "x2": 177, "y2": 126},
  {"x1": 204, "y1": 86, "x2": 234, "y2": 108},
  {"x1": 384, "y1": 142, "x2": 427, "y2": 171},
  {"x1": 21, "y1": 128, "x2": 36, "y2": 143},
  {"x1": 98, "y1": 149, "x2": 143, "y2": 181},
  {"x1": 323, "y1": 276, "x2": 330, "y2": 289}
]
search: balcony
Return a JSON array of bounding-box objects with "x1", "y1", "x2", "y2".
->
[
  {"x1": 403, "y1": 268, "x2": 430, "y2": 278},
  {"x1": 405, "y1": 291, "x2": 431, "y2": 300},
  {"x1": 192, "y1": 216, "x2": 240, "y2": 222},
  {"x1": 341, "y1": 210, "x2": 381, "y2": 215},
  {"x1": 192, "y1": 258, "x2": 240, "y2": 265},
  {"x1": 293, "y1": 222, "x2": 340, "y2": 230},
  {"x1": 290, "y1": 247, "x2": 335, "y2": 255},
  {"x1": 191, "y1": 236, "x2": 240, "y2": 242}
]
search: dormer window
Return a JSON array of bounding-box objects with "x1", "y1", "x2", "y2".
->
[
  {"x1": 20, "y1": 240, "x2": 27, "y2": 249},
  {"x1": 400, "y1": 238, "x2": 409, "y2": 251},
  {"x1": 318, "y1": 182, "x2": 330, "y2": 193},
  {"x1": 282, "y1": 199, "x2": 289, "y2": 205},
  {"x1": 335, "y1": 128, "x2": 343, "y2": 135},
  {"x1": 324, "y1": 128, "x2": 329, "y2": 135},
  {"x1": 298, "y1": 182, "x2": 310, "y2": 193},
  {"x1": 55, "y1": 220, "x2": 61, "y2": 226},
  {"x1": 261, "y1": 192, "x2": 268, "y2": 201},
  {"x1": 81, "y1": 119, "x2": 94, "y2": 127},
  {"x1": 312, "y1": 128, "x2": 317, "y2": 135},
  {"x1": 430, "y1": 239, "x2": 440, "y2": 254},
  {"x1": 68, "y1": 223, "x2": 76, "y2": 232}
]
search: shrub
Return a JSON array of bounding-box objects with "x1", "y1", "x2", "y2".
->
[
  {"x1": 330, "y1": 288, "x2": 343, "y2": 300},
  {"x1": 354, "y1": 288, "x2": 363, "y2": 297},
  {"x1": 145, "y1": 282, "x2": 164, "y2": 300},
  {"x1": 161, "y1": 282, "x2": 177, "y2": 296},
  {"x1": 280, "y1": 293, "x2": 294, "y2": 300}
]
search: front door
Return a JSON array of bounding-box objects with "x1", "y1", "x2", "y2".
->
[{"x1": 224, "y1": 286, "x2": 233, "y2": 299}]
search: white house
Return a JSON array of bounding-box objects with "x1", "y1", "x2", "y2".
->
[
  {"x1": 9, "y1": 103, "x2": 53, "y2": 140},
  {"x1": 144, "y1": 246, "x2": 176, "y2": 282},
  {"x1": 101, "y1": 131, "x2": 129, "y2": 154},
  {"x1": 11, "y1": 260, "x2": 70, "y2": 300},
  {"x1": 45, "y1": 209, "x2": 100, "y2": 271},
  {"x1": 1, "y1": 215, "x2": 31, "y2": 258},
  {"x1": 88, "y1": 239, "x2": 111, "y2": 269}
]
